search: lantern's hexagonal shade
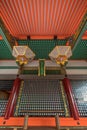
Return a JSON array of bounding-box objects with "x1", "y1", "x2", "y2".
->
[
  {"x1": 13, "y1": 46, "x2": 35, "y2": 65},
  {"x1": 49, "y1": 46, "x2": 72, "y2": 65}
]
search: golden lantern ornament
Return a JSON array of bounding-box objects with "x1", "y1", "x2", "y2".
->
[
  {"x1": 49, "y1": 46, "x2": 72, "y2": 65},
  {"x1": 13, "y1": 46, "x2": 35, "y2": 65}
]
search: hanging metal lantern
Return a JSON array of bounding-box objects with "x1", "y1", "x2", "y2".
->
[
  {"x1": 13, "y1": 46, "x2": 35, "y2": 65},
  {"x1": 49, "y1": 46, "x2": 72, "y2": 65}
]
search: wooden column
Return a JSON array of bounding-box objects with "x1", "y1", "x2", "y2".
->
[
  {"x1": 4, "y1": 77, "x2": 21, "y2": 119},
  {"x1": 62, "y1": 77, "x2": 79, "y2": 120}
]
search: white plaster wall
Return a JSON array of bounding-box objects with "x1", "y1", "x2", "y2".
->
[
  {"x1": 46, "y1": 60, "x2": 87, "y2": 67},
  {"x1": 66, "y1": 69, "x2": 87, "y2": 75},
  {"x1": 0, "y1": 69, "x2": 18, "y2": 74},
  {"x1": 0, "y1": 60, "x2": 87, "y2": 67},
  {"x1": 24, "y1": 60, "x2": 39, "y2": 67},
  {"x1": 67, "y1": 60, "x2": 87, "y2": 67},
  {"x1": 0, "y1": 60, "x2": 87, "y2": 75},
  {"x1": 0, "y1": 60, "x2": 18, "y2": 66}
]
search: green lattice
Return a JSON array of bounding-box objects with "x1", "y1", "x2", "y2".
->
[
  {"x1": 23, "y1": 70, "x2": 38, "y2": 74},
  {"x1": 18, "y1": 40, "x2": 66, "y2": 59},
  {"x1": 0, "y1": 39, "x2": 87, "y2": 60},
  {"x1": 0, "y1": 40, "x2": 14, "y2": 59},
  {"x1": 71, "y1": 40, "x2": 87, "y2": 59},
  {"x1": 18, "y1": 39, "x2": 87, "y2": 60}
]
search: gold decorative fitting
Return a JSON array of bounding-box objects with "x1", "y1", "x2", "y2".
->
[
  {"x1": 49, "y1": 46, "x2": 72, "y2": 65},
  {"x1": 13, "y1": 46, "x2": 35, "y2": 65}
]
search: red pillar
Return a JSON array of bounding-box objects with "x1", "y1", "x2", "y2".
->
[
  {"x1": 62, "y1": 77, "x2": 79, "y2": 120},
  {"x1": 4, "y1": 78, "x2": 21, "y2": 119}
]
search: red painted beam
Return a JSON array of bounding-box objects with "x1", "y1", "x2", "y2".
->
[
  {"x1": 4, "y1": 78, "x2": 21, "y2": 119},
  {"x1": 0, "y1": 117, "x2": 87, "y2": 127},
  {"x1": 62, "y1": 77, "x2": 79, "y2": 120}
]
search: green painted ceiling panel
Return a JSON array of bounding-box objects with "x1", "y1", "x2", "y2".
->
[
  {"x1": 18, "y1": 39, "x2": 87, "y2": 60},
  {"x1": 0, "y1": 39, "x2": 87, "y2": 60},
  {"x1": 18, "y1": 40, "x2": 66, "y2": 59},
  {"x1": 46, "y1": 70, "x2": 61, "y2": 75},
  {"x1": 23, "y1": 70, "x2": 38, "y2": 75},
  {"x1": 23, "y1": 70, "x2": 61, "y2": 75},
  {"x1": 71, "y1": 40, "x2": 87, "y2": 59},
  {"x1": 0, "y1": 40, "x2": 14, "y2": 59}
]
